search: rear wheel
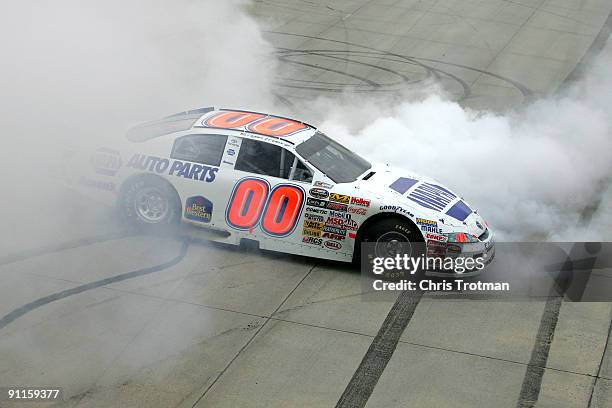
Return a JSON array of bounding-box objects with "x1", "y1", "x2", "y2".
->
[{"x1": 120, "y1": 177, "x2": 181, "y2": 232}]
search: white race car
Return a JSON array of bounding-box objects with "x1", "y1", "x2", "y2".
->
[{"x1": 74, "y1": 107, "x2": 495, "y2": 273}]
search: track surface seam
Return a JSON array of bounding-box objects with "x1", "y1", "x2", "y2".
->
[{"x1": 189, "y1": 262, "x2": 318, "y2": 408}]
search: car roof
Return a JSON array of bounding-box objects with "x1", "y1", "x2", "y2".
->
[{"x1": 126, "y1": 107, "x2": 317, "y2": 145}]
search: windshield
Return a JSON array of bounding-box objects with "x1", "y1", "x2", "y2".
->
[{"x1": 295, "y1": 132, "x2": 371, "y2": 183}]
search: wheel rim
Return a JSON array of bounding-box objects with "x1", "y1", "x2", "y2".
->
[
  {"x1": 134, "y1": 187, "x2": 169, "y2": 223},
  {"x1": 374, "y1": 231, "x2": 412, "y2": 258}
]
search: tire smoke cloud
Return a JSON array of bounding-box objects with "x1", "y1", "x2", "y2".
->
[
  {"x1": 305, "y1": 43, "x2": 612, "y2": 241},
  {"x1": 0, "y1": 0, "x2": 276, "y2": 251}
]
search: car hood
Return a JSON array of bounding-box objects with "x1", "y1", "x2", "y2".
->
[{"x1": 356, "y1": 164, "x2": 488, "y2": 236}]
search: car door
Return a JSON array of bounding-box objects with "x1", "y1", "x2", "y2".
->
[
  {"x1": 166, "y1": 132, "x2": 231, "y2": 227},
  {"x1": 221, "y1": 137, "x2": 314, "y2": 242}
]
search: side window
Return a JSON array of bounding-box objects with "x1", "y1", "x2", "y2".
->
[
  {"x1": 171, "y1": 134, "x2": 227, "y2": 166},
  {"x1": 293, "y1": 159, "x2": 313, "y2": 183},
  {"x1": 235, "y1": 139, "x2": 313, "y2": 182}
]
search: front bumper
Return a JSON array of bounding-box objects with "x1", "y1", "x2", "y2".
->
[{"x1": 424, "y1": 229, "x2": 496, "y2": 278}]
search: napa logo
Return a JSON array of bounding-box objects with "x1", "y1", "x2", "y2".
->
[{"x1": 185, "y1": 196, "x2": 213, "y2": 223}]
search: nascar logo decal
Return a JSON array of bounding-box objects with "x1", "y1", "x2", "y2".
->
[{"x1": 309, "y1": 188, "x2": 329, "y2": 199}]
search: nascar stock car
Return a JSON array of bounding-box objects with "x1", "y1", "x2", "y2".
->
[{"x1": 72, "y1": 107, "x2": 495, "y2": 274}]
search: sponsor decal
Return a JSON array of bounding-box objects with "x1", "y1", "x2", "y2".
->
[
  {"x1": 302, "y1": 236, "x2": 323, "y2": 246},
  {"x1": 222, "y1": 160, "x2": 235, "y2": 166},
  {"x1": 185, "y1": 196, "x2": 213, "y2": 223},
  {"x1": 305, "y1": 206, "x2": 328, "y2": 215},
  {"x1": 325, "y1": 217, "x2": 345, "y2": 227},
  {"x1": 304, "y1": 213, "x2": 324, "y2": 222},
  {"x1": 348, "y1": 232, "x2": 357, "y2": 239},
  {"x1": 348, "y1": 206, "x2": 367, "y2": 215},
  {"x1": 314, "y1": 180, "x2": 333, "y2": 189},
  {"x1": 323, "y1": 225, "x2": 346, "y2": 236},
  {"x1": 309, "y1": 188, "x2": 329, "y2": 199},
  {"x1": 350, "y1": 196, "x2": 370, "y2": 208},
  {"x1": 303, "y1": 220, "x2": 324, "y2": 230},
  {"x1": 306, "y1": 197, "x2": 327, "y2": 208},
  {"x1": 79, "y1": 178, "x2": 115, "y2": 191},
  {"x1": 329, "y1": 211, "x2": 351, "y2": 219},
  {"x1": 425, "y1": 232, "x2": 447, "y2": 242},
  {"x1": 324, "y1": 240, "x2": 342, "y2": 250},
  {"x1": 344, "y1": 219, "x2": 359, "y2": 231},
  {"x1": 322, "y1": 232, "x2": 345, "y2": 241},
  {"x1": 416, "y1": 217, "x2": 442, "y2": 233},
  {"x1": 228, "y1": 138, "x2": 240, "y2": 147},
  {"x1": 379, "y1": 205, "x2": 413, "y2": 217},
  {"x1": 91, "y1": 148, "x2": 122, "y2": 176},
  {"x1": 127, "y1": 154, "x2": 218, "y2": 183},
  {"x1": 227, "y1": 149, "x2": 235, "y2": 156},
  {"x1": 329, "y1": 193, "x2": 350, "y2": 204},
  {"x1": 303, "y1": 227, "x2": 322, "y2": 237},
  {"x1": 325, "y1": 201, "x2": 348, "y2": 212}
]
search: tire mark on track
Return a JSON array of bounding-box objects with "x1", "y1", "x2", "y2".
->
[
  {"x1": 266, "y1": 31, "x2": 532, "y2": 102},
  {"x1": 516, "y1": 296, "x2": 562, "y2": 408},
  {"x1": 335, "y1": 290, "x2": 423, "y2": 408},
  {"x1": 0, "y1": 238, "x2": 189, "y2": 331},
  {"x1": 0, "y1": 230, "x2": 132, "y2": 267}
]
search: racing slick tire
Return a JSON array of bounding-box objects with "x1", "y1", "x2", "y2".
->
[
  {"x1": 119, "y1": 176, "x2": 181, "y2": 233},
  {"x1": 354, "y1": 217, "x2": 424, "y2": 264}
]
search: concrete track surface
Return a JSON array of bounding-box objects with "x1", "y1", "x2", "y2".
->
[{"x1": 2, "y1": 1, "x2": 612, "y2": 407}]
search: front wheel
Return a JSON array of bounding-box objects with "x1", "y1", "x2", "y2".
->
[
  {"x1": 355, "y1": 218, "x2": 424, "y2": 263},
  {"x1": 120, "y1": 177, "x2": 181, "y2": 232}
]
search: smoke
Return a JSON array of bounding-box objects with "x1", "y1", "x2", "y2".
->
[
  {"x1": 304, "y1": 43, "x2": 612, "y2": 241},
  {"x1": 0, "y1": 0, "x2": 277, "y2": 251},
  {"x1": 0, "y1": 0, "x2": 609, "y2": 251}
]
